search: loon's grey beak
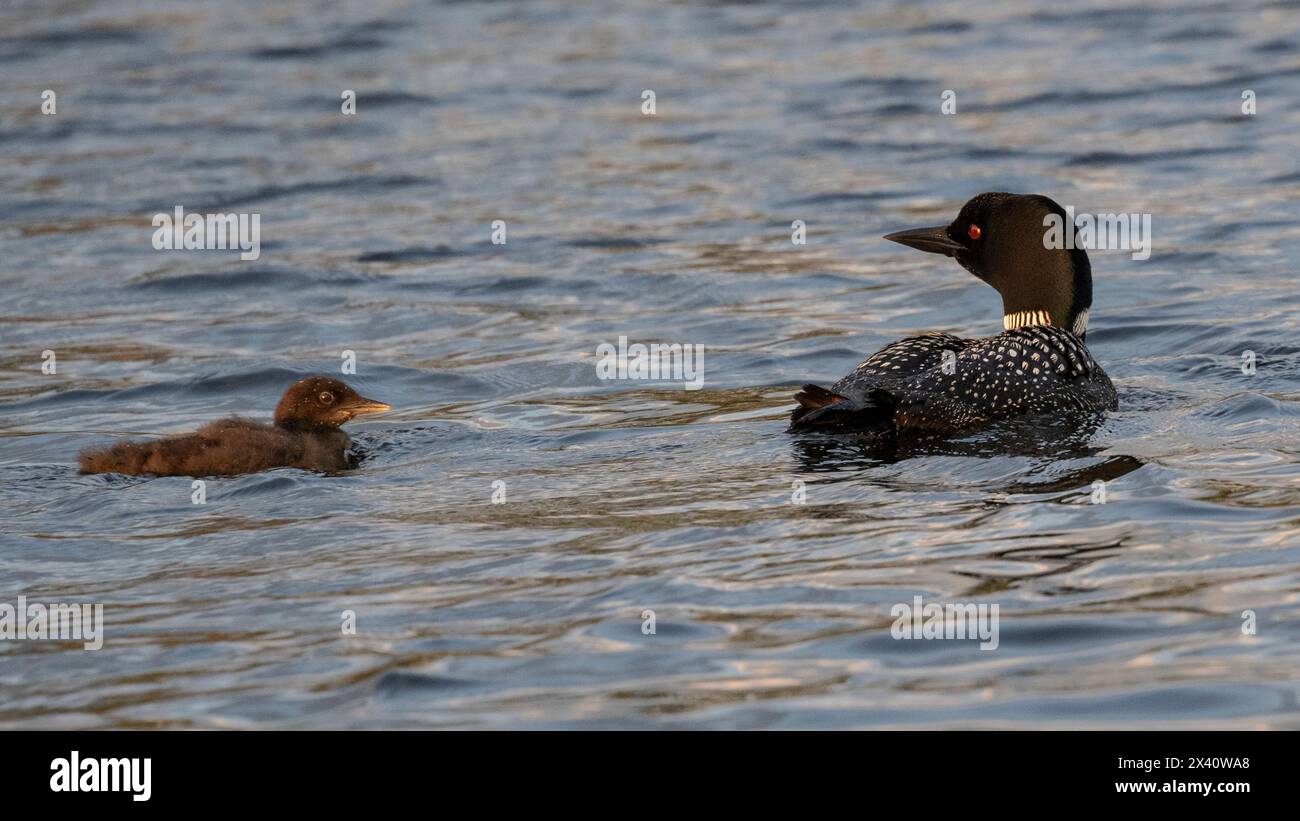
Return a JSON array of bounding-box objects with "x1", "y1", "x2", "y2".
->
[
  {"x1": 883, "y1": 225, "x2": 963, "y2": 257},
  {"x1": 345, "y1": 397, "x2": 391, "y2": 416}
]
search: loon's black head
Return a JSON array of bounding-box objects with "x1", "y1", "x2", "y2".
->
[
  {"x1": 274, "y1": 376, "x2": 391, "y2": 431},
  {"x1": 883, "y1": 192, "x2": 1092, "y2": 338}
]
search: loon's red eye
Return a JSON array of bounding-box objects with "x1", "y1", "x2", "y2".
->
[{"x1": 968, "y1": 224, "x2": 981, "y2": 240}]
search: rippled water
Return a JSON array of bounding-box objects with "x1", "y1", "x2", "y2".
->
[{"x1": 2, "y1": 0, "x2": 1299, "y2": 729}]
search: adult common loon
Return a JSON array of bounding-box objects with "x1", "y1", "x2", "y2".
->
[
  {"x1": 79, "y1": 376, "x2": 391, "y2": 476},
  {"x1": 789, "y1": 192, "x2": 1117, "y2": 434}
]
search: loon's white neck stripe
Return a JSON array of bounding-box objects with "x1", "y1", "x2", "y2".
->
[
  {"x1": 1001, "y1": 309, "x2": 1091, "y2": 335},
  {"x1": 1072, "y1": 308, "x2": 1090, "y2": 336},
  {"x1": 1003, "y1": 310, "x2": 1052, "y2": 330}
]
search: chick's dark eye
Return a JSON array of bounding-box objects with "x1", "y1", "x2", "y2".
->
[
  {"x1": 968, "y1": 224, "x2": 981, "y2": 240},
  {"x1": 319, "y1": 391, "x2": 335, "y2": 405}
]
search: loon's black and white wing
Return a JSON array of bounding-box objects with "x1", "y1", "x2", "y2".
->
[{"x1": 789, "y1": 327, "x2": 1116, "y2": 434}]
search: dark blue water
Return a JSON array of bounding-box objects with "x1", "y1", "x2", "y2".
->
[{"x1": 2, "y1": 0, "x2": 1299, "y2": 728}]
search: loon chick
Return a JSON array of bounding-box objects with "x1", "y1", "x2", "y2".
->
[
  {"x1": 79, "y1": 376, "x2": 391, "y2": 476},
  {"x1": 789, "y1": 192, "x2": 1117, "y2": 434}
]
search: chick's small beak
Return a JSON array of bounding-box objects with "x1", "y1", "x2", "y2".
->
[
  {"x1": 345, "y1": 396, "x2": 392, "y2": 417},
  {"x1": 883, "y1": 225, "x2": 964, "y2": 258}
]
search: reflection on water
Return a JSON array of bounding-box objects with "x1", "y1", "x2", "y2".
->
[
  {"x1": 1, "y1": 0, "x2": 1300, "y2": 728},
  {"x1": 790, "y1": 410, "x2": 1123, "y2": 470}
]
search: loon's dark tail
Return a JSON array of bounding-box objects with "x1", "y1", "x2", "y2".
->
[{"x1": 787, "y1": 384, "x2": 895, "y2": 433}]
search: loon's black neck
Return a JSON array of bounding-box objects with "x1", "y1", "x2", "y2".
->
[{"x1": 997, "y1": 227, "x2": 1093, "y2": 340}]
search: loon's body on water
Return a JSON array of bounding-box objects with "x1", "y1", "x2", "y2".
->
[
  {"x1": 789, "y1": 193, "x2": 1117, "y2": 434},
  {"x1": 79, "y1": 376, "x2": 391, "y2": 477}
]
